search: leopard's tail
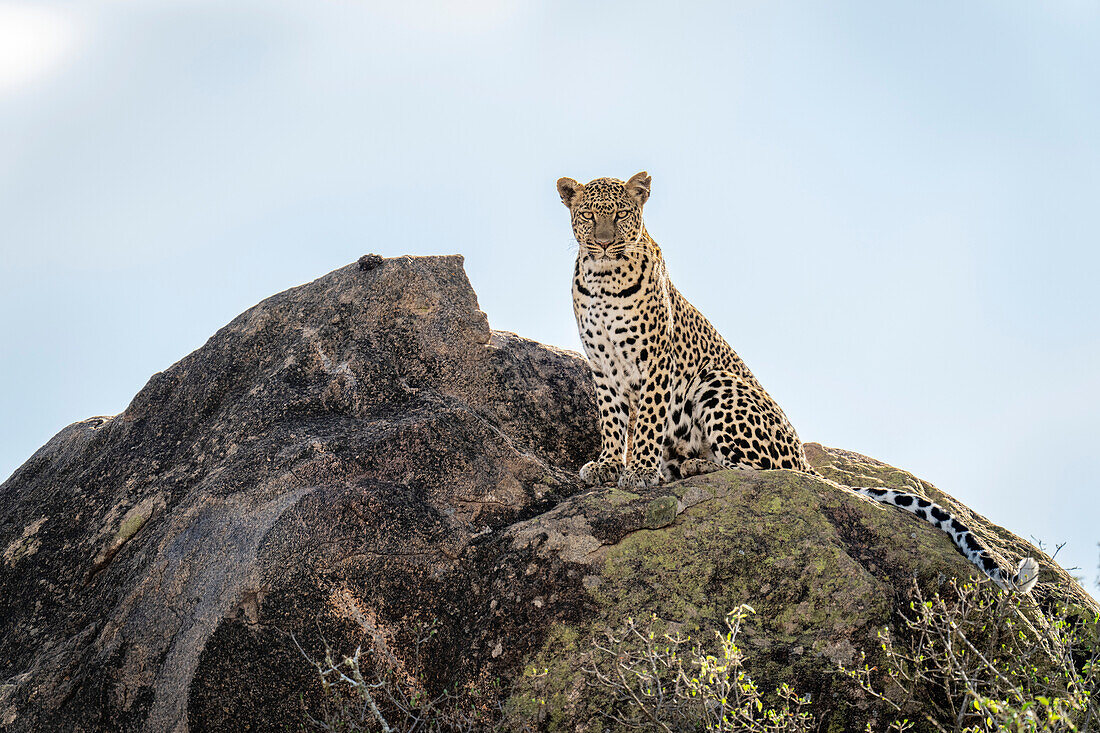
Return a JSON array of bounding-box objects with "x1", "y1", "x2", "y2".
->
[{"x1": 851, "y1": 485, "x2": 1039, "y2": 592}]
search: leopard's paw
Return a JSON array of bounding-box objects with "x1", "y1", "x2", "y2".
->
[
  {"x1": 579, "y1": 459, "x2": 623, "y2": 486},
  {"x1": 617, "y1": 466, "x2": 662, "y2": 490},
  {"x1": 679, "y1": 458, "x2": 724, "y2": 478}
]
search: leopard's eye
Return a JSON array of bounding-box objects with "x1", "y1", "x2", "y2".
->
[
  {"x1": 614, "y1": 211, "x2": 629, "y2": 222},
  {"x1": 580, "y1": 211, "x2": 595, "y2": 221}
]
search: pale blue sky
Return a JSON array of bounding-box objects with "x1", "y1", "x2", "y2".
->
[{"x1": 1, "y1": 1, "x2": 1097, "y2": 592}]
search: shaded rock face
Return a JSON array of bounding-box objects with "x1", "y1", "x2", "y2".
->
[
  {"x1": 0, "y1": 255, "x2": 1093, "y2": 732},
  {"x1": 0, "y1": 255, "x2": 598, "y2": 732}
]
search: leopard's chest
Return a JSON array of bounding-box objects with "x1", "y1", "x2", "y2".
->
[
  {"x1": 580, "y1": 298, "x2": 628, "y2": 351},
  {"x1": 575, "y1": 258, "x2": 668, "y2": 390},
  {"x1": 578, "y1": 295, "x2": 653, "y2": 394}
]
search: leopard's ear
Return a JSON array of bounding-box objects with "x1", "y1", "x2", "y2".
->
[
  {"x1": 557, "y1": 177, "x2": 583, "y2": 208},
  {"x1": 626, "y1": 171, "x2": 651, "y2": 205}
]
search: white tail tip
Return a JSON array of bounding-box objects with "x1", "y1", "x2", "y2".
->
[{"x1": 1013, "y1": 557, "x2": 1040, "y2": 593}]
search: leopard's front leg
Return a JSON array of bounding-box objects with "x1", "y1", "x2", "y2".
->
[
  {"x1": 578, "y1": 367, "x2": 629, "y2": 486},
  {"x1": 618, "y1": 352, "x2": 671, "y2": 489}
]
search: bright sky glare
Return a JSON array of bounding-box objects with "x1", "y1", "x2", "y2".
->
[
  {"x1": 0, "y1": 3, "x2": 79, "y2": 96},
  {"x1": 0, "y1": 0, "x2": 1097, "y2": 594}
]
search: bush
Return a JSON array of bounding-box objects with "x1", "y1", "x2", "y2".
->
[
  {"x1": 838, "y1": 578, "x2": 1100, "y2": 732},
  {"x1": 584, "y1": 605, "x2": 815, "y2": 732},
  {"x1": 295, "y1": 616, "x2": 522, "y2": 733}
]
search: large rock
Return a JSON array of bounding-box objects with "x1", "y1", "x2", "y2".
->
[{"x1": 0, "y1": 255, "x2": 1093, "y2": 732}]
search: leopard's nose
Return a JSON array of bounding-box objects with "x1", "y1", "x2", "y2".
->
[{"x1": 594, "y1": 236, "x2": 613, "y2": 246}]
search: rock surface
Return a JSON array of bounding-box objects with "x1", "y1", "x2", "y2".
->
[{"x1": 0, "y1": 255, "x2": 1093, "y2": 732}]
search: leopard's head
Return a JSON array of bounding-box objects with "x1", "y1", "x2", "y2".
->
[{"x1": 557, "y1": 172, "x2": 651, "y2": 261}]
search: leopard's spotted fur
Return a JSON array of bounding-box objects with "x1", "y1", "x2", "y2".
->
[{"x1": 558, "y1": 171, "x2": 1038, "y2": 592}]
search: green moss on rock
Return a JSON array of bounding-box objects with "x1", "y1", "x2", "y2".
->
[
  {"x1": 643, "y1": 495, "x2": 678, "y2": 529},
  {"x1": 503, "y1": 453, "x2": 1094, "y2": 729}
]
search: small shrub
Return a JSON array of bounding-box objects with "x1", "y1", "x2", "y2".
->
[
  {"x1": 585, "y1": 605, "x2": 815, "y2": 732},
  {"x1": 838, "y1": 578, "x2": 1100, "y2": 732},
  {"x1": 295, "y1": 617, "x2": 521, "y2": 733}
]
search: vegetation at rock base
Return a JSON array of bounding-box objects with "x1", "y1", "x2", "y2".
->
[
  {"x1": 296, "y1": 614, "x2": 529, "y2": 732},
  {"x1": 585, "y1": 606, "x2": 815, "y2": 732},
  {"x1": 303, "y1": 572, "x2": 1099, "y2": 732},
  {"x1": 839, "y1": 578, "x2": 1100, "y2": 732}
]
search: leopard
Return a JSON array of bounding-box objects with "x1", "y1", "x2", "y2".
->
[{"x1": 557, "y1": 171, "x2": 1039, "y2": 592}]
